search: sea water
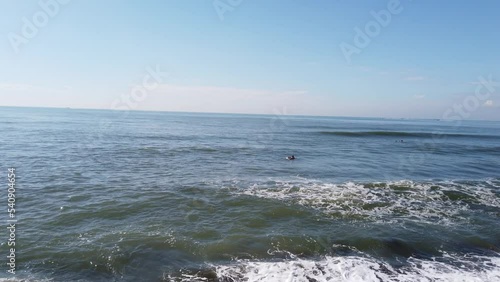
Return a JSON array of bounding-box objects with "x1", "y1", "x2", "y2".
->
[{"x1": 1, "y1": 107, "x2": 499, "y2": 281}]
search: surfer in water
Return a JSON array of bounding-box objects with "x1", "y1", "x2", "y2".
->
[{"x1": 287, "y1": 155, "x2": 295, "y2": 160}]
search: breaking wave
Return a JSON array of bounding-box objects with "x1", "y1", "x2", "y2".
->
[
  {"x1": 239, "y1": 179, "x2": 500, "y2": 225},
  {"x1": 215, "y1": 254, "x2": 500, "y2": 282},
  {"x1": 170, "y1": 251, "x2": 500, "y2": 282}
]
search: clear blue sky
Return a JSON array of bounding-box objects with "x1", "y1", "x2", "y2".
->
[{"x1": 1, "y1": 0, "x2": 499, "y2": 119}]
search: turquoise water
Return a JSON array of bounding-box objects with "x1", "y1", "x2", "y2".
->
[{"x1": 1, "y1": 107, "x2": 499, "y2": 281}]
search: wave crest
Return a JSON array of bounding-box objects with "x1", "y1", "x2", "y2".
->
[{"x1": 239, "y1": 180, "x2": 500, "y2": 225}]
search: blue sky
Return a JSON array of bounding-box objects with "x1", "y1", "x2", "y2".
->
[{"x1": 1, "y1": 0, "x2": 499, "y2": 119}]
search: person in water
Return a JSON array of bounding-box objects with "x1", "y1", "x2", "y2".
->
[{"x1": 287, "y1": 155, "x2": 295, "y2": 160}]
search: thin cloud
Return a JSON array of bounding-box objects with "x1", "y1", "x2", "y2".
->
[
  {"x1": 145, "y1": 84, "x2": 310, "y2": 114},
  {"x1": 405, "y1": 76, "x2": 425, "y2": 81},
  {"x1": 306, "y1": 61, "x2": 320, "y2": 66},
  {"x1": 0, "y1": 83, "x2": 70, "y2": 93},
  {"x1": 155, "y1": 84, "x2": 308, "y2": 98},
  {"x1": 359, "y1": 66, "x2": 373, "y2": 72},
  {"x1": 0, "y1": 83, "x2": 36, "y2": 91}
]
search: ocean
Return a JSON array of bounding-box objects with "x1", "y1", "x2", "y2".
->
[{"x1": 1, "y1": 106, "x2": 499, "y2": 281}]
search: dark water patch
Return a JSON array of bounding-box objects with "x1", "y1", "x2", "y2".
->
[
  {"x1": 334, "y1": 237, "x2": 439, "y2": 262},
  {"x1": 262, "y1": 205, "x2": 312, "y2": 219},
  {"x1": 190, "y1": 147, "x2": 218, "y2": 153},
  {"x1": 53, "y1": 196, "x2": 179, "y2": 227},
  {"x1": 202, "y1": 235, "x2": 270, "y2": 260},
  {"x1": 19, "y1": 245, "x2": 129, "y2": 281},
  {"x1": 192, "y1": 229, "x2": 222, "y2": 241},
  {"x1": 67, "y1": 194, "x2": 93, "y2": 202},
  {"x1": 243, "y1": 218, "x2": 271, "y2": 229},
  {"x1": 381, "y1": 239, "x2": 420, "y2": 259},
  {"x1": 318, "y1": 131, "x2": 500, "y2": 139},
  {"x1": 293, "y1": 125, "x2": 338, "y2": 130},
  {"x1": 115, "y1": 134, "x2": 194, "y2": 141},
  {"x1": 362, "y1": 202, "x2": 391, "y2": 210},
  {"x1": 135, "y1": 145, "x2": 254, "y2": 158},
  {"x1": 138, "y1": 146, "x2": 163, "y2": 153},
  {"x1": 454, "y1": 145, "x2": 500, "y2": 155},
  {"x1": 178, "y1": 185, "x2": 211, "y2": 196},
  {"x1": 388, "y1": 184, "x2": 414, "y2": 191},
  {"x1": 363, "y1": 182, "x2": 387, "y2": 189},
  {"x1": 441, "y1": 190, "x2": 479, "y2": 203},
  {"x1": 456, "y1": 236, "x2": 500, "y2": 253}
]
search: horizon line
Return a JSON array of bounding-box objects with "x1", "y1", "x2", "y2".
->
[{"x1": 1, "y1": 105, "x2": 499, "y2": 122}]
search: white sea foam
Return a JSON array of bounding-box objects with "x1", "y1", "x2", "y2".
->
[
  {"x1": 239, "y1": 179, "x2": 500, "y2": 225},
  {"x1": 213, "y1": 253, "x2": 500, "y2": 282}
]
